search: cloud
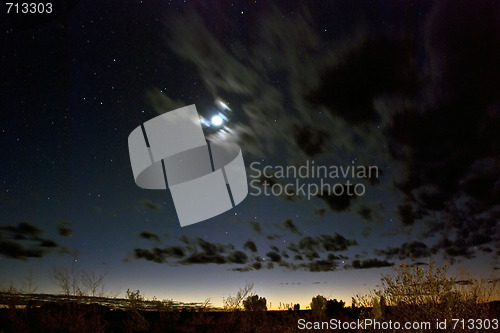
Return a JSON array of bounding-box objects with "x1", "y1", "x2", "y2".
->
[
  {"x1": 319, "y1": 234, "x2": 358, "y2": 252},
  {"x1": 4, "y1": 222, "x2": 42, "y2": 240},
  {"x1": 153, "y1": 1, "x2": 499, "y2": 265},
  {"x1": 357, "y1": 206, "x2": 373, "y2": 221},
  {"x1": 141, "y1": 199, "x2": 162, "y2": 211},
  {"x1": 350, "y1": 259, "x2": 393, "y2": 269},
  {"x1": 282, "y1": 219, "x2": 301, "y2": 234},
  {"x1": 432, "y1": 238, "x2": 474, "y2": 260},
  {"x1": 134, "y1": 245, "x2": 186, "y2": 264},
  {"x1": 304, "y1": 35, "x2": 415, "y2": 125},
  {"x1": 266, "y1": 251, "x2": 281, "y2": 262},
  {"x1": 243, "y1": 240, "x2": 257, "y2": 253},
  {"x1": 139, "y1": 231, "x2": 161, "y2": 243},
  {"x1": 57, "y1": 221, "x2": 72, "y2": 237},
  {"x1": 39, "y1": 240, "x2": 58, "y2": 248},
  {"x1": 132, "y1": 232, "x2": 359, "y2": 273},
  {"x1": 292, "y1": 125, "x2": 328, "y2": 157},
  {"x1": 386, "y1": 0, "x2": 500, "y2": 258},
  {"x1": 227, "y1": 251, "x2": 248, "y2": 264},
  {"x1": 306, "y1": 259, "x2": 338, "y2": 272},
  {"x1": 181, "y1": 252, "x2": 227, "y2": 265},
  {"x1": 375, "y1": 241, "x2": 433, "y2": 260},
  {"x1": 134, "y1": 237, "x2": 235, "y2": 265},
  {"x1": 0, "y1": 240, "x2": 45, "y2": 259},
  {"x1": 397, "y1": 203, "x2": 419, "y2": 226},
  {"x1": 249, "y1": 221, "x2": 262, "y2": 234},
  {"x1": 316, "y1": 186, "x2": 357, "y2": 212},
  {"x1": 0, "y1": 222, "x2": 59, "y2": 260}
]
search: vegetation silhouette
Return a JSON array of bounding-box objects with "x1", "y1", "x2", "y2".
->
[{"x1": 0, "y1": 262, "x2": 498, "y2": 332}]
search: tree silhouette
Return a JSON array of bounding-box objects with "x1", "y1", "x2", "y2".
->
[
  {"x1": 326, "y1": 298, "x2": 345, "y2": 317},
  {"x1": 81, "y1": 270, "x2": 107, "y2": 297},
  {"x1": 310, "y1": 295, "x2": 327, "y2": 315},
  {"x1": 243, "y1": 294, "x2": 267, "y2": 311},
  {"x1": 223, "y1": 282, "x2": 254, "y2": 311}
]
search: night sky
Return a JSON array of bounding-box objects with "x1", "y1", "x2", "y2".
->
[{"x1": 1, "y1": 0, "x2": 499, "y2": 309}]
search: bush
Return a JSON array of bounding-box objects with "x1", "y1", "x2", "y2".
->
[
  {"x1": 310, "y1": 295, "x2": 327, "y2": 315},
  {"x1": 243, "y1": 295, "x2": 267, "y2": 311},
  {"x1": 355, "y1": 261, "x2": 499, "y2": 332}
]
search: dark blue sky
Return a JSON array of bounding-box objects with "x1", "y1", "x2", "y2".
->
[{"x1": 1, "y1": 0, "x2": 499, "y2": 308}]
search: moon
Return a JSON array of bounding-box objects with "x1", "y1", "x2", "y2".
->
[{"x1": 211, "y1": 115, "x2": 223, "y2": 126}]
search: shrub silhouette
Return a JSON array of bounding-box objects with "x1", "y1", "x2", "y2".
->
[
  {"x1": 243, "y1": 295, "x2": 267, "y2": 311},
  {"x1": 310, "y1": 295, "x2": 327, "y2": 315},
  {"x1": 223, "y1": 282, "x2": 254, "y2": 312},
  {"x1": 325, "y1": 298, "x2": 345, "y2": 317},
  {"x1": 355, "y1": 261, "x2": 499, "y2": 331}
]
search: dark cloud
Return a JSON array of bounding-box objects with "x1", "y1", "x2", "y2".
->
[
  {"x1": 249, "y1": 221, "x2": 262, "y2": 234},
  {"x1": 432, "y1": 238, "x2": 474, "y2": 260},
  {"x1": 243, "y1": 240, "x2": 257, "y2": 253},
  {"x1": 350, "y1": 259, "x2": 393, "y2": 269},
  {"x1": 132, "y1": 231, "x2": 358, "y2": 273},
  {"x1": 320, "y1": 234, "x2": 358, "y2": 252},
  {"x1": 4, "y1": 222, "x2": 42, "y2": 240},
  {"x1": 182, "y1": 252, "x2": 226, "y2": 265},
  {"x1": 139, "y1": 231, "x2": 161, "y2": 243},
  {"x1": 397, "y1": 204, "x2": 419, "y2": 226},
  {"x1": 328, "y1": 254, "x2": 347, "y2": 261},
  {"x1": 134, "y1": 248, "x2": 164, "y2": 264},
  {"x1": 0, "y1": 222, "x2": 59, "y2": 259},
  {"x1": 313, "y1": 208, "x2": 326, "y2": 217},
  {"x1": 387, "y1": 0, "x2": 500, "y2": 258},
  {"x1": 161, "y1": 3, "x2": 497, "y2": 269},
  {"x1": 283, "y1": 219, "x2": 301, "y2": 234},
  {"x1": 307, "y1": 259, "x2": 338, "y2": 272},
  {"x1": 266, "y1": 251, "x2": 281, "y2": 262},
  {"x1": 304, "y1": 250, "x2": 320, "y2": 261},
  {"x1": 134, "y1": 238, "x2": 237, "y2": 265},
  {"x1": 252, "y1": 262, "x2": 262, "y2": 270},
  {"x1": 375, "y1": 241, "x2": 433, "y2": 260},
  {"x1": 316, "y1": 185, "x2": 357, "y2": 212},
  {"x1": 57, "y1": 221, "x2": 72, "y2": 237},
  {"x1": 39, "y1": 240, "x2": 58, "y2": 248},
  {"x1": 141, "y1": 199, "x2": 162, "y2": 211},
  {"x1": 304, "y1": 36, "x2": 415, "y2": 125},
  {"x1": 161, "y1": 3, "x2": 419, "y2": 223},
  {"x1": 0, "y1": 240, "x2": 45, "y2": 259},
  {"x1": 267, "y1": 234, "x2": 279, "y2": 240},
  {"x1": 298, "y1": 236, "x2": 320, "y2": 252},
  {"x1": 227, "y1": 251, "x2": 248, "y2": 264},
  {"x1": 398, "y1": 203, "x2": 422, "y2": 226},
  {"x1": 357, "y1": 206, "x2": 372, "y2": 221},
  {"x1": 285, "y1": 233, "x2": 357, "y2": 265},
  {"x1": 196, "y1": 238, "x2": 228, "y2": 255},
  {"x1": 292, "y1": 124, "x2": 327, "y2": 157}
]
